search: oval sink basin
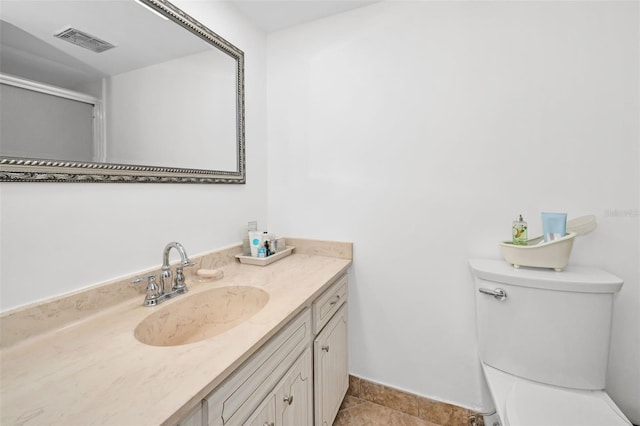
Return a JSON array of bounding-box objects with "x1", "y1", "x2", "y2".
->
[{"x1": 134, "y1": 286, "x2": 269, "y2": 347}]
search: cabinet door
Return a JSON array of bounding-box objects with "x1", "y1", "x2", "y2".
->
[
  {"x1": 275, "y1": 348, "x2": 312, "y2": 426},
  {"x1": 244, "y1": 394, "x2": 276, "y2": 426},
  {"x1": 177, "y1": 402, "x2": 204, "y2": 426},
  {"x1": 314, "y1": 303, "x2": 348, "y2": 426},
  {"x1": 204, "y1": 310, "x2": 311, "y2": 426}
]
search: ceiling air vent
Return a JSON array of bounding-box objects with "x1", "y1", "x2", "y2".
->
[{"x1": 54, "y1": 28, "x2": 116, "y2": 53}]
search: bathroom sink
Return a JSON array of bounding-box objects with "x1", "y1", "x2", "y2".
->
[{"x1": 134, "y1": 286, "x2": 269, "y2": 346}]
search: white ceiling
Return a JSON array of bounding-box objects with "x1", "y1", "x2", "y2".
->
[
  {"x1": 230, "y1": 1, "x2": 380, "y2": 33},
  {"x1": 0, "y1": 0, "x2": 379, "y2": 91},
  {"x1": 0, "y1": 1, "x2": 211, "y2": 89}
]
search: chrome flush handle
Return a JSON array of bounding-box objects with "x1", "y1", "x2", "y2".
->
[{"x1": 479, "y1": 287, "x2": 507, "y2": 301}]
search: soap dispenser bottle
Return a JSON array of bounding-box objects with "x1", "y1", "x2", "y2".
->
[{"x1": 512, "y1": 214, "x2": 528, "y2": 245}]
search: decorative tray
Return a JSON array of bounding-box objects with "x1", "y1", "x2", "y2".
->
[{"x1": 235, "y1": 246, "x2": 295, "y2": 266}]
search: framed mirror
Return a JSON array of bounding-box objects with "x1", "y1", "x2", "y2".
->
[{"x1": 0, "y1": 0, "x2": 245, "y2": 183}]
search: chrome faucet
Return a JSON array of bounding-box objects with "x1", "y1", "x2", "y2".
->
[
  {"x1": 132, "y1": 242, "x2": 196, "y2": 307},
  {"x1": 161, "y1": 241, "x2": 194, "y2": 295}
]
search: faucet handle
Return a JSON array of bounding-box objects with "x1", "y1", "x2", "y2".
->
[
  {"x1": 172, "y1": 266, "x2": 189, "y2": 294},
  {"x1": 132, "y1": 274, "x2": 162, "y2": 306},
  {"x1": 172, "y1": 259, "x2": 196, "y2": 294},
  {"x1": 131, "y1": 273, "x2": 155, "y2": 285}
]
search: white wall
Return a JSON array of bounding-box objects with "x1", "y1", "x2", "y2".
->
[
  {"x1": 2, "y1": 0, "x2": 638, "y2": 421},
  {"x1": 106, "y1": 50, "x2": 237, "y2": 170},
  {"x1": 0, "y1": 1, "x2": 268, "y2": 311},
  {"x1": 267, "y1": 1, "x2": 639, "y2": 421}
]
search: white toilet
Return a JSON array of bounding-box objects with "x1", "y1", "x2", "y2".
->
[{"x1": 470, "y1": 259, "x2": 631, "y2": 426}]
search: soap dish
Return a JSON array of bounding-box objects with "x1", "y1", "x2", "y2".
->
[
  {"x1": 235, "y1": 246, "x2": 294, "y2": 266},
  {"x1": 190, "y1": 268, "x2": 224, "y2": 283},
  {"x1": 500, "y1": 233, "x2": 576, "y2": 272}
]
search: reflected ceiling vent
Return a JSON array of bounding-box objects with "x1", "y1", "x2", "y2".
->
[{"x1": 54, "y1": 28, "x2": 116, "y2": 53}]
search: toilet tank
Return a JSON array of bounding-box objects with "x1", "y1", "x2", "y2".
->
[{"x1": 470, "y1": 259, "x2": 623, "y2": 390}]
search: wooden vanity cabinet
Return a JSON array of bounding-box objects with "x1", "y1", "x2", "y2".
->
[
  {"x1": 245, "y1": 348, "x2": 313, "y2": 426},
  {"x1": 178, "y1": 273, "x2": 349, "y2": 426},
  {"x1": 312, "y1": 275, "x2": 349, "y2": 426},
  {"x1": 204, "y1": 309, "x2": 311, "y2": 426},
  {"x1": 177, "y1": 403, "x2": 205, "y2": 426},
  {"x1": 244, "y1": 394, "x2": 275, "y2": 426},
  {"x1": 276, "y1": 348, "x2": 313, "y2": 425}
]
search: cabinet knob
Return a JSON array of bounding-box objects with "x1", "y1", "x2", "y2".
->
[
  {"x1": 329, "y1": 295, "x2": 341, "y2": 305},
  {"x1": 321, "y1": 345, "x2": 330, "y2": 352},
  {"x1": 262, "y1": 422, "x2": 274, "y2": 426},
  {"x1": 283, "y1": 395, "x2": 294, "y2": 405}
]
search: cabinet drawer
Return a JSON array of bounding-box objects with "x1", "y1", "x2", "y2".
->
[
  {"x1": 312, "y1": 274, "x2": 348, "y2": 335},
  {"x1": 205, "y1": 309, "x2": 311, "y2": 426}
]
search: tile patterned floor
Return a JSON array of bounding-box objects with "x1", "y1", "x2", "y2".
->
[
  {"x1": 334, "y1": 395, "x2": 441, "y2": 426},
  {"x1": 340, "y1": 375, "x2": 480, "y2": 426}
]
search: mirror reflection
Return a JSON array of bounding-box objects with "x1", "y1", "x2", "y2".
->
[{"x1": 0, "y1": 0, "x2": 245, "y2": 183}]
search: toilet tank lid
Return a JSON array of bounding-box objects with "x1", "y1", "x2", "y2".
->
[{"x1": 469, "y1": 259, "x2": 623, "y2": 293}]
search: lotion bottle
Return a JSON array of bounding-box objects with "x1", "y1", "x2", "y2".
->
[{"x1": 512, "y1": 214, "x2": 528, "y2": 245}]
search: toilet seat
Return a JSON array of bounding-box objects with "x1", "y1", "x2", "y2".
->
[
  {"x1": 481, "y1": 363, "x2": 631, "y2": 426},
  {"x1": 505, "y1": 379, "x2": 630, "y2": 426}
]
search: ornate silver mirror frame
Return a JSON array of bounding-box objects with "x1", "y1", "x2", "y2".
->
[{"x1": 0, "y1": 0, "x2": 245, "y2": 183}]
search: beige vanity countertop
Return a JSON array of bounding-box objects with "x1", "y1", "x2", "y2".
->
[{"x1": 0, "y1": 252, "x2": 351, "y2": 426}]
